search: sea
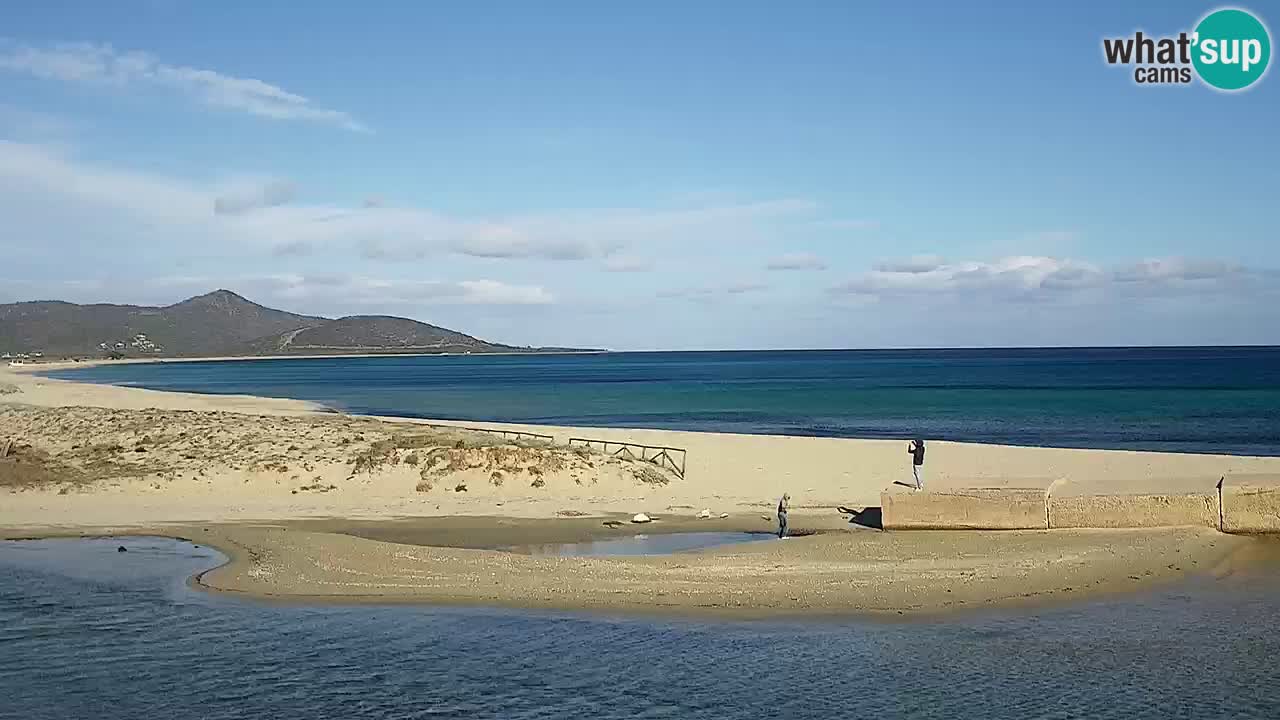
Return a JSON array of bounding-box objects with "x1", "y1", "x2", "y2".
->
[
  {"x1": 1, "y1": 537, "x2": 1278, "y2": 720},
  {"x1": 44, "y1": 346, "x2": 1280, "y2": 455}
]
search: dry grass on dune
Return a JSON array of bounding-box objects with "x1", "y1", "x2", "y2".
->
[
  {"x1": 0, "y1": 444, "x2": 87, "y2": 490},
  {"x1": 345, "y1": 429, "x2": 663, "y2": 493},
  {"x1": 0, "y1": 405, "x2": 677, "y2": 494}
]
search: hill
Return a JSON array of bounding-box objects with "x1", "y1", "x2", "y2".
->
[
  {"x1": 247, "y1": 315, "x2": 517, "y2": 355},
  {"x1": 0, "y1": 290, "x2": 552, "y2": 358}
]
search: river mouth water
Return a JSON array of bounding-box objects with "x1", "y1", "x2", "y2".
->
[
  {"x1": 2, "y1": 536, "x2": 1280, "y2": 719},
  {"x1": 515, "y1": 531, "x2": 777, "y2": 557}
]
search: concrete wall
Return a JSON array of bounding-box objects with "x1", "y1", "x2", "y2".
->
[
  {"x1": 879, "y1": 474, "x2": 1280, "y2": 534},
  {"x1": 1048, "y1": 493, "x2": 1218, "y2": 529},
  {"x1": 1221, "y1": 476, "x2": 1280, "y2": 534},
  {"x1": 881, "y1": 488, "x2": 1048, "y2": 530}
]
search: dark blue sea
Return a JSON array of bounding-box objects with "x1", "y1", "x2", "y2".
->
[
  {"x1": 1, "y1": 537, "x2": 1279, "y2": 720},
  {"x1": 45, "y1": 347, "x2": 1280, "y2": 455}
]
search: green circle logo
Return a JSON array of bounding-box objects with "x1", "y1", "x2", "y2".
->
[{"x1": 1193, "y1": 8, "x2": 1271, "y2": 90}]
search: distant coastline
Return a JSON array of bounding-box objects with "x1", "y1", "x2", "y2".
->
[{"x1": 14, "y1": 348, "x2": 612, "y2": 372}]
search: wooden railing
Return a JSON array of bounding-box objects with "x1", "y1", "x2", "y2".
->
[
  {"x1": 566, "y1": 437, "x2": 687, "y2": 480},
  {"x1": 420, "y1": 423, "x2": 554, "y2": 443},
  {"x1": 412, "y1": 422, "x2": 689, "y2": 479}
]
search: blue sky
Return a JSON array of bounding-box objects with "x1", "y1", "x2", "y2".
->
[{"x1": 1, "y1": 1, "x2": 1277, "y2": 349}]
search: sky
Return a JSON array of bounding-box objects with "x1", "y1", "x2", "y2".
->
[{"x1": 1, "y1": 0, "x2": 1277, "y2": 350}]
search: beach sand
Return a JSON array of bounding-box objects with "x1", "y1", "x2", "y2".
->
[
  {"x1": 3, "y1": 361, "x2": 1279, "y2": 615},
  {"x1": 1, "y1": 520, "x2": 1244, "y2": 617}
]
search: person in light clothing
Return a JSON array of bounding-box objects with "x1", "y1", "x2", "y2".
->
[{"x1": 908, "y1": 439, "x2": 926, "y2": 490}]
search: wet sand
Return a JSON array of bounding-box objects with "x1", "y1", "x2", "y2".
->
[{"x1": 1, "y1": 519, "x2": 1246, "y2": 617}]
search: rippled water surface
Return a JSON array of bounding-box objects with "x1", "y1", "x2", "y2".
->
[
  {"x1": 45, "y1": 347, "x2": 1280, "y2": 455},
  {"x1": 2, "y1": 537, "x2": 1279, "y2": 719},
  {"x1": 521, "y1": 531, "x2": 776, "y2": 556}
]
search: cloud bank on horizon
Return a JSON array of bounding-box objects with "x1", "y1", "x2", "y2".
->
[{"x1": 0, "y1": 2, "x2": 1276, "y2": 350}]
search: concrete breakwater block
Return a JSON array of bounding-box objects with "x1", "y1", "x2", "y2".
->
[
  {"x1": 1221, "y1": 474, "x2": 1280, "y2": 534},
  {"x1": 881, "y1": 488, "x2": 1048, "y2": 530},
  {"x1": 1048, "y1": 493, "x2": 1219, "y2": 529}
]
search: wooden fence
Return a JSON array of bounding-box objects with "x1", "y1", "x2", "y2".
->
[
  {"x1": 420, "y1": 423, "x2": 554, "y2": 444},
  {"x1": 566, "y1": 437, "x2": 687, "y2": 480},
  {"x1": 412, "y1": 423, "x2": 689, "y2": 479}
]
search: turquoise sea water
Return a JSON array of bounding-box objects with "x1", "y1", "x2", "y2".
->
[
  {"x1": 2, "y1": 537, "x2": 1279, "y2": 720},
  {"x1": 46, "y1": 347, "x2": 1280, "y2": 455}
]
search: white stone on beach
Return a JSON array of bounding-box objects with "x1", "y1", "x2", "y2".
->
[
  {"x1": 697, "y1": 508, "x2": 712, "y2": 519},
  {"x1": 631, "y1": 513, "x2": 652, "y2": 524}
]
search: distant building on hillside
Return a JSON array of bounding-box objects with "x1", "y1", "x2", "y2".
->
[{"x1": 129, "y1": 334, "x2": 162, "y2": 353}]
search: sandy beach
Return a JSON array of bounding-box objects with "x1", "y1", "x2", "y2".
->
[{"x1": 3, "y1": 360, "x2": 1280, "y2": 615}]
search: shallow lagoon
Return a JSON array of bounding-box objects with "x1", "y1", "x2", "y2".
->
[
  {"x1": 519, "y1": 531, "x2": 777, "y2": 557},
  {"x1": 2, "y1": 536, "x2": 1279, "y2": 719}
]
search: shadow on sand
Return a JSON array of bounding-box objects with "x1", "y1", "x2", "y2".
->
[{"x1": 837, "y1": 506, "x2": 883, "y2": 530}]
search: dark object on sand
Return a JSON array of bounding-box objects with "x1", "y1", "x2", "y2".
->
[
  {"x1": 602, "y1": 520, "x2": 625, "y2": 528},
  {"x1": 838, "y1": 505, "x2": 884, "y2": 530},
  {"x1": 777, "y1": 494, "x2": 790, "y2": 539},
  {"x1": 117, "y1": 546, "x2": 128, "y2": 553}
]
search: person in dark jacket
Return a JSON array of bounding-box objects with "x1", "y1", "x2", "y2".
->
[
  {"x1": 908, "y1": 439, "x2": 926, "y2": 490},
  {"x1": 777, "y1": 493, "x2": 790, "y2": 538}
]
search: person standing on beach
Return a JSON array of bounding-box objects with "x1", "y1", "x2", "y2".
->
[
  {"x1": 777, "y1": 493, "x2": 790, "y2": 538},
  {"x1": 908, "y1": 439, "x2": 926, "y2": 490}
]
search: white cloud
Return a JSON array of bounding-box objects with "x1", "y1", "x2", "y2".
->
[
  {"x1": 0, "y1": 139, "x2": 208, "y2": 223},
  {"x1": 0, "y1": 103, "x2": 74, "y2": 138},
  {"x1": 835, "y1": 256, "x2": 1101, "y2": 297},
  {"x1": 812, "y1": 219, "x2": 879, "y2": 231},
  {"x1": 249, "y1": 274, "x2": 554, "y2": 306},
  {"x1": 0, "y1": 140, "x2": 821, "y2": 263},
  {"x1": 602, "y1": 256, "x2": 654, "y2": 272},
  {"x1": 0, "y1": 42, "x2": 367, "y2": 132},
  {"x1": 1113, "y1": 258, "x2": 1239, "y2": 283},
  {"x1": 213, "y1": 179, "x2": 296, "y2": 215},
  {"x1": 874, "y1": 255, "x2": 947, "y2": 274},
  {"x1": 831, "y1": 255, "x2": 1265, "y2": 301},
  {"x1": 53, "y1": 273, "x2": 554, "y2": 307},
  {"x1": 658, "y1": 281, "x2": 770, "y2": 299},
  {"x1": 766, "y1": 252, "x2": 827, "y2": 271},
  {"x1": 456, "y1": 279, "x2": 554, "y2": 305},
  {"x1": 451, "y1": 226, "x2": 611, "y2": 260}
]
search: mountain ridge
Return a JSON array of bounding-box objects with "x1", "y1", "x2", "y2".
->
[{"x1": 0, "y1": 290, "x2": 565, "y2": 358}]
